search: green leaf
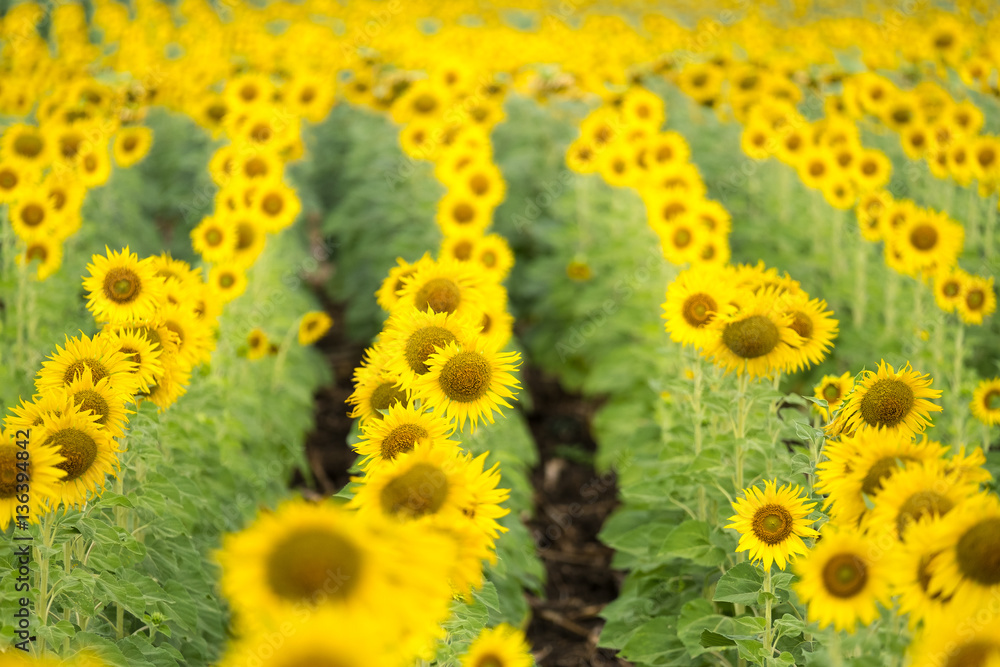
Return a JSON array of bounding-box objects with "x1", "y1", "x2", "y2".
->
[
  {"x1": 773, "y1": 613, "x2": 806, "y2": 638},
  {"x1": 678, "y1": 599, "x2": 738, "y2": 658},
  {"x1": 700, "y1": 629, "x2": 736, "y2": 649},
  {"x1": 713, "y1": 562, "x2": 763, "y2": 606},
  {"x1": 657, "y1": 520, "x2": 726, "y2": 566},
  {"x1": 735, "y1": 638, "x2": 767, "y2": 665}
]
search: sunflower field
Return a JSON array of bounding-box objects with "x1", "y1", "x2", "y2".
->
[{"x1": 2, "y1": 0, "x2": 1000, "y2": 666}]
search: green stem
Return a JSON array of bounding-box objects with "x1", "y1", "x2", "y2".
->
[
  {"x1": 36, "y1": 513, "x2": 53, "y2": 657},
  {"x1": 692, "y1": 358, "x2": 707, "y2": 521},
  {"x1": 762, "y1": 567, "x2": 774, "y2": 659},
  {"x1": 853, "y1": 239, "x2": 867, "y2": 328},
  {"x1": 884, "y1": 270, "x2": 899, "y2": 344},
  {"x1": 953, "y1": 324, "x2": 966, "y2": 444},
  {"x1": 270, "y1": 319, "x2": 302, "y2": 392},
  {"x1": 832, "y1": 209, "x2": 847, "y2": 280},
  {"x1": 734, "y1": 372, "x2": 750, "y2": 495},
  {"x1": 113, "y1": 470, "x2": 127, "y2": 640}
]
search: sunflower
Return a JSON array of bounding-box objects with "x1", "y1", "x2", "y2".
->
[
  {"x1": 191, "y1": 215, "x2": 238, "y2": 263},
  {"x1": 793, "y1": 524, "x2": 891, "y2": 632},
  {"x1": 381, "y1": 308, "x2": 482, "y2": 390},
  {"x1": 18, "y1": 236, "x2": 64, "y2": 281},
  {"x1": 9, "y1": 190, "x2": 60, "y2": 241},
  {"x1": 348, "y1": 344, "x2": 411, "y2": 422},
  {"x1": 112, "y1": 126, "x2": 153, "y2": 168},
  {"x1": 895, "y1": 209, "x2": 964, "y2": 276},
  {"x1": 217, "y1": 611, "x2": 398, "y2": 667},
  {"x1": 461, "y1": 624, "x2": 533, "y2": 667},
  {"x1": 64, "y1": 367, "x2": 132, "y2": 438},
  {"x1": 298, "y1": 311, "x2": 333, "y2": 346},
  {"x1": 436, "y1": 191, "x2": 492, "y2": 236},
  {"x1": 0, "y1": 122, "x2": 51, "y2": 170},
  {"x1": 701, "y1": 287, "x2": 803, "y2": 379},
  {"x1": 455, "y1": 160, "x2": 506, "y2": 208},
  {"x1": 908, "y1": 605, "x2": 1000, "y2": 667},
  {"x1": 661, "y1": 266, "x2": 736, "y2": 349},
  {"x1": 459, "y1": 451, "x2": 511, "y2": 541},
  {"x1": 821, "y1": 178, "x2": 856, "y2": 210},
  {"x1": 780, "y1": 293, "x2": 838, "y2": 372},
  {"x1": 930, "y1": 268, "x2": 967, "y2": 314},
  {"x1": 251, "y1": 179, "x2": 301, "y2": 233},
  {"x1": 440, "y1": 231, "x2": 481, "y2": 263},
  {"x1": 0, "y1": 427, "x2": 65, "y2": 530},
  {"x1": 354, "y1": 402, "x2": 455, "y2": 471},
  {"x1": 228, "y1": 215, "x2": 267, "y2": 268},
  {"x1": 223, "y1": 71, "x2": 276, "y2": 112},
  {"x1": 597, "y1": 141, "x2": 639, "y2": 189},
  {"x1": 645, "y1": 189, "x2": 691, "y2": 235},
  {"x1": 216, "y1": 498, "x2": 453, "y2": 641},
  {"x1": 348, "y1": 441, "x2": 491, "y2": 593},
  {"x1": 971, "y1": 378, "x2": 1000, "y2": 426},
  {"x1": 798, "y1": 148, "x2": 835, "y2": 190},
  {"x1": 813, "y1": 372, "x2": 853, "y2": 421},
  {"x1": 208, "y1": 261, "x2": 248, "y2": 303},
  {"x1": 141, "y1": 362, "x2": 190, "y2": 412},
  {"x1": 834, "y1": 360, "x2": 943, "y2": 439},
  {"x1": 641, "y1": 162, "x2": 707, "y2": 199},
  {"x1": 740, "y1": 119, "x2": 774, "y2": 161},
  {"x1": 36, "y1": 333, "x2": 139, "y2": 396},
  {"x1": 477, "y1": 301, "x2": 515, "y2": 352},
  {"x1": 659, "y1": 214, "x2": 709, "y2": 265},
  {"x1": 75, "y1": 147, "x2": 112, "y2": 189},
  {"x1": 101, "y1": 326, "x2": 165, "y2": 394},
  {"x1": 159, "y1": 301, "x2": 214, "y2": 372},
  {"x1": 815, "y1": 430, "x2": 947, "y2": 525},
  {"x1": 900, "y1": 121, "x2": 931, "y2": 160},
  {"x1": 236, "y1": 148, "x2": 281, "y2": 181},
  {"x1": 690, "y1": 199, "x2": 732, "y2": 236},
  {"x1": 373, "y1": 255, "x2": 431, "y2": 314},
  {"x1": 246, "y1": 328, "x2": 269, "y2": 361},
  {"x1": 412, "y1": 341, "x2": 521, "y2": 433},
  {"x1": 37, "y1": 403, "x2": 121, "y2": 509},
  {"x1": 886, "y1": 510, "x2": 955, "y2": 626},
  {"x1": 472, "y1": 234, "x2": 515, "y2": 282},
  {"x1": 726, "y1": 480, "x2": 819, "y2": 570},
  {"x1": 82, "y1": 247, "x2": 166, "y2": 323},
  {"x1": 395, "y1": 259, "x2": 489, "y2": 322},
  {"x1": 0, "y1": 162, "x2": 29, "y2": 203},
  {"x1": 921, "y1": 492, "x2": 1000, "y2": 613},
  {"x1": 956, "y1": 274, "x2": 997, "y2": 325}
]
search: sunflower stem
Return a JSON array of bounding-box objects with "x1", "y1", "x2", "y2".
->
[
  {"x1": 953, "y1": 323, "x2": 966, "y2": 444},
  {"x1": 831, "y1": 208, "x2": 846, "y2": 280},
  {"x1": 270, "y1": 319, "x2": 301, "y2": 392},
  {"x1": 35, "y1": 512, "x2": 54, "y2": 658},
  {"x1": 762, "y1": 566, "x2": 774, "y2": 659},
  {"x1": 692, "y1": 357, "x2": 707, "y2": 522},
  {"x1": 113, "y1": 469, "x2": 127, "y2": 640},
  {"x1": 852, "y1": 239, "x2": 867, "y2": 328},
  {"x1": 884, "y1": 269, "x2": 899, "y2": 344}
]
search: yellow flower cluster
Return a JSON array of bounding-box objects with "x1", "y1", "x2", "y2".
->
[
  {"x1": 569, "y1": 88, "x2": 732, "y2": 266},
  {"x1": 662, "y1": 262, "x2": 838, "y2": 378},
  {"x1": 802, "y1": 359, "x2": 1000, "y2": 665}
]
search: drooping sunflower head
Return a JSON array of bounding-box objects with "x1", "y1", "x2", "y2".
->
[
  {"x1": 793, "y1": 523, "x2": 891, "y2": 632},
  {"x1": 726, "y1": 479, "x2": 819, "y2": 571},
  {"x1": 838, "y1": 360, "x2": 943, "y2": 438}
]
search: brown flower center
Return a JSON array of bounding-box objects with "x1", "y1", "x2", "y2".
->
[
  {"x1": 790, "y1": 311, "x2": 813, "y2": 340},
  {"x1": 265, "y1": 528, "x2": 361, "y2": 603},
  {"x1": 438, "y1": 351, "x2": 492, "y2": 402},
  {"x1": 956, "y1": 517, "x2": 1000, "y2": 586},
  {"x1": 414, "y1": 278, "x2": 461, "y2": 314},
  {"x1": 858, "y1": 378, "x2": 915, "y2": 428},
  {"x1": 46, "y1": 428, "x2": 98, "y2": 482},
  {"x1": 404, "y1": 326, "x2": 457, "y2": 374},
  {"x1": 722, "y1": 315, "x2": 779, "y2": 359},
  {"x1": 862, "y1": 455, "x2": 917, "y2": 496},
  {"x1": 910, "y1": 224, "x2": 939, "y2": 251},
  {"x1": 380, "y1": 424, "x2": 428, "y2": 460},
  {"x1": 63, "y1": 359, "x2": 109, "y2": 385},
  {"x1": 369, "y1": 382, "x2": 408, "y2": 415},
  {"x1": 966, "y1": 289, "x2": 986, "y2": 311},
  {"x1": 896, "y1": 491, "x2": 954, "y2": 539},
  {"x1": 0, "y1": 445, "x2": 21, "y2": 498},
  {"x1": 73, "y1": 389, "x2": 111, "y2": 426},
  {"x1": 681, "y1": 293, "x2": 716, "y2": 328},
  {"x1": 452, "y1": 202, "x2": 475, "y2": 224},
  {"x1": 751, "y1": 504, "x2": 794, "y2": 545},
  {"x1": 14, "y1": 133, "x2": 43, "y2": 158},
  {"x1": 102, "y1": 267, "x2": 142, "y2": 304},
  {"x1": 822, "y1": 553, "x2": 868, "y2": 598},
  {"x1": 380, "y1": 462, "x2": 449, "y2": 518}
]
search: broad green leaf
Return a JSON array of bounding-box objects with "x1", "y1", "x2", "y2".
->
[{"x1": 713, "y1": 562, "x2": 764, "y2": 606}]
